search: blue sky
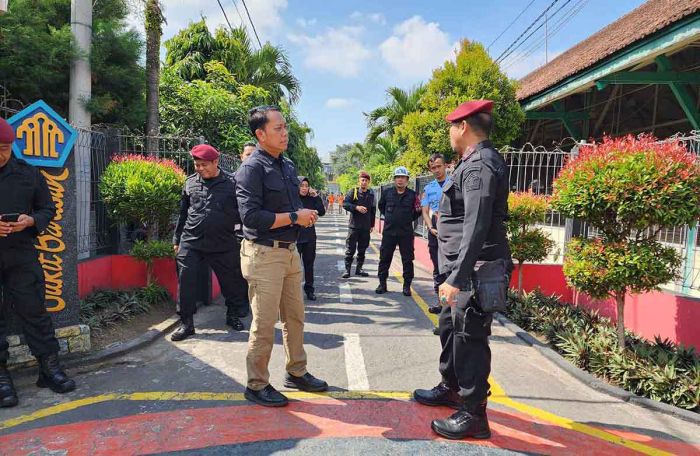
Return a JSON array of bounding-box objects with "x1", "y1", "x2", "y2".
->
[{"x1": 130, "y1": 0, "x2": 646, "y2": 159}]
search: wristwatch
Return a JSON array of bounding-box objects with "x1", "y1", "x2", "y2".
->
[{"x1": 289, "y1": 212, "x2": 298, "y2": 225}]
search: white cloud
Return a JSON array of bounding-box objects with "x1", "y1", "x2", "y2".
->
[
  {"x1": 296, "y1": 17, "x2": 317, "y2": 28},
  {"x1": 288, "y1": 26, "x2": 372, "y2": 77},
  {"x1": 325, "y1": 98, "x2": 356, "y2": 109},
  {"x1": 379, "y1": 16, "x2": 458, "y2": 80},
  {"x1": 350, "y1": 11, "x2": 386, "y2": 25}
]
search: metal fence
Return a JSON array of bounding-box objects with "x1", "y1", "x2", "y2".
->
[
  {"x1": 75, "y1": 128, "x2": 241, "y2": 259},
  {"x1": 372, "y1": 133, "x2": 700, "y2": 296}
]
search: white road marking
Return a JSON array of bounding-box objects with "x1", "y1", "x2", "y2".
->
[
  {"x1": 343, "y1": 333, "x2": 370, "y2": 391},
  {"x1": 336, "y1": 247, "x2": 344, "y2": 255},
  {"x1": 339, "y1": 282, "x2": 353, "y2": 303},
  {"x1": 337, "y1": 260, "x2": 345, "y2": 272}
]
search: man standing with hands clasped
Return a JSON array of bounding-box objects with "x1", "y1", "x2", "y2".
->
[
  {"x1": 342, "y1": 171, "x2": 375, "y2": 279},
  {"x1": 237, "y1": 105, "x2": 328, "y2": 408},
  {"x1": 413, "y1": 100, "x2": 512, "y2": 440}
]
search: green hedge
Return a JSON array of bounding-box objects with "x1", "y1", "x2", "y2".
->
[{"x1": 505, "y1": 290, "x2": 699, "y2": 412}]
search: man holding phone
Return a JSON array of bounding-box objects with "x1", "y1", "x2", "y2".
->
[{"x1": 0, "y1": 118, "x2": 75, "y2": 408}]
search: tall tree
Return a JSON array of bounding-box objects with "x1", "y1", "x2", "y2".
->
[
  {"x1": 365, "y1": 84, "x2": 425, "y2": 143},
  {"x1": 144, "y1": 0, "x2": 164, "y2": 146},
  {"x1": 164, "y1": 20, "x2": 300, "y2": 104},
  {"x1": 0, "y1": 0, "x2": 145, "y2": 128}
]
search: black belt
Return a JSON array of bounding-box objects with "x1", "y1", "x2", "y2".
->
[{"x1": 253, "y1": 239, "x2": 296, "y2": 249}]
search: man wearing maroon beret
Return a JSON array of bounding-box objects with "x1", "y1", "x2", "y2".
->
[
  {"x1": 414, "y1": 100, "x2": 512, "y2": 440},
  {"x1": 171, "y1": 144, "x2": 249, "y2": 340},
  {"x1": 0, "y1": 118, "x2": 76, "y2": 408}
]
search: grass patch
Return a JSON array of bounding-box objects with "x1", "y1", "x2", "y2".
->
[{"x1": 80, "y1": 284, "x2": 172, "y2": 333}]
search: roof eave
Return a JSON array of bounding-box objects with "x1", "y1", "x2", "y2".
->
[{"x1": 520, "y1": 13, "x2": 700, "y2": 112}]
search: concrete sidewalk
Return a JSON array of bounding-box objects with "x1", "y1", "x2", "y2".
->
[{"x1": 0, "y1": 213, "x2": 697, "y2": 455}]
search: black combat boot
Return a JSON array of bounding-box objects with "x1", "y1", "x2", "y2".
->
[
  {"x1": 402, "y1": 283, "x2": 412, "y2": 296},
  {"x1": 36, "y1": 353, "x2": 76, "y2": 394},
  {"x1": 171, "y1": 314, "x2": 195, "y2": 341},
  {"x1": 0, "y1": 359, "x2": 19, "y2": 408},
  {"x1": 355, "y1": 261, "x2": 369, "y2": 277},
  {"x1": 413, "y1": 382, "x2": 462, "y2": 409},
  {"x1": 375, "y1": 279, "x2": 388, "y2": 294},
  {"x1": 431, "y1": 400, "x2": 490, "y2": 440},
  {"x1": 305, "y1": 289, "x2": 317, "y2": 301}
]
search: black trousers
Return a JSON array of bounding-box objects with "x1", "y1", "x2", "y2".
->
[
  {"x1": 377, "y1": 233, "x2": 414, "y2": 285},
  {"x1": 176, "y1": 244, "x2": 249, "y2": 318},
  {"x1": 438, "y1": 289, "x2": 492, "y2": 407},
  {"x1": 427, "y1": 228, "x2": 446, "y2": 294},
  {"x1": 344, "y1": 228, "x2": 370, "y2": 271},
  {"x1": 0, "y1": 248, "x2": 59, "y2": 362},
  {"x1": 297, "y1": 241, "x2": 316, "y2": 293}
]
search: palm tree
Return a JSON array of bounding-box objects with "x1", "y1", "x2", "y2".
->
[
  {"x1": 365, "y1": 84, "x2": 426, "y2": 142},
  {"x1": 144, "y1": 0, "x2": 165, "y2": 152},
  {"x1": 164, "y1": 21, "x2": 300, "y2": 104}
]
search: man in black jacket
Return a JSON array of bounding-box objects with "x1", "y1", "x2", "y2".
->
[
  {"x1": 376, "y1": 166, "x2": 421, "y2": 296},
  {"x1": 172, "y1": 144, "x2": 249, "y2": 341},
  {"x1": 0, "y1": 118, "x2": 75, "y2": 408},
  {"x1": 342, "y1": 171, "x2": 375, "y2": 279},
  {"x1": 413, "y1": 100, "x2": 512, "y2": 441},
  {"x1": 297, "y1": 176, "x2": 326, "y2": 300}
]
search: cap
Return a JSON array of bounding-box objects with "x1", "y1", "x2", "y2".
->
[
  {"x1": 393, "y1": 166, "x2": 410, "y2": 177},
  {"x1": 0, "y1": 118, "x2": 15, "y2": 144},
  {"x1": 190, "y1": 144, "x2": 220, "y2": 161},
  {"x1": 445, "y1": 100, "x2": 494, "y2": 122},
  {"x1": 359, "y1": 170, "x2": 371, "y2": 180}
]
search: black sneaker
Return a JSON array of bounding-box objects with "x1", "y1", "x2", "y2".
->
[
  {"x1": 355, "y1": 269, "x2": 369, "y2": 277},
  {"x1": 402, "y1": 287, "x2": 412, "y2": 297},
  {"x1": 341, "y1": 271, "x2": 351, "y2": 279},
  {"x1": 428, "y1": 305, "x2": 442, "y2": 314},
  {"x1": 244, "y1": 385, "x2": 289, "y2": 407},
  {"x1": 283, "y1": 372, "x2": 328, "y2": 392}
]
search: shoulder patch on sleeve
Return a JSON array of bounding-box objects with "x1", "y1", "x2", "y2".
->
[{"x1": 463, "y1": 171, "x2": 481, "y2": 192}]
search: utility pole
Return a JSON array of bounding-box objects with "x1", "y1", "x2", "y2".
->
[
  {"x1": 545, "y1": 13, "x2": 549, "y2": 64},
  {"x1": 69, "y1": 0, "x2": 92, "y2": 259}
]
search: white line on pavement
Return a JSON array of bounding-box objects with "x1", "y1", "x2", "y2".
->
[
  {"x1": 343, "y1": 333, "x2": 370, "y2": 391},
  {"x1": 337, "y1": 260, "x2": 345, "y2": 272},
  {"x1": 339, "y1": 282, "x2": 353, "y2": 303},
  {"x1": 336, "y1": 247, "x2": 344, "y2": 255}
]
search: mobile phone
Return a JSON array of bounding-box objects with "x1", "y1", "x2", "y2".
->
[{"x1": 0, "y1": 213, "x2": 20, "y2": 222}]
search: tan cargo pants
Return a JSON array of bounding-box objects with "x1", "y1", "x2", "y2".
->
[{"x1": 240, "y1": 239, "x2": 308, "y2": 390}]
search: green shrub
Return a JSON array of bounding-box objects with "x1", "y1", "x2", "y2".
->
[
  {"x1": 99, "y1": 154, "x2": 186, "y2": 240},
  {"x1": 507, "y1": 192, "x2": 555, "y2": 293},
  {"x1": 505, "y1": 290, "x2": 699, "y2": 412},
  {"x1": 130, "y1": 240, "x2": 176, "y2": 286},
  {"x1": 80, "y1": 284, "x2": 171, "y2": 333},
  {"x1": 552, "y1": 135, "x2": 700, "y2": 349}
]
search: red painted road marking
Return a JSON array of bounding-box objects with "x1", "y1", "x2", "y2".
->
[{"x1": 2, "y1": 399, "x2": 696, "y2": 455}]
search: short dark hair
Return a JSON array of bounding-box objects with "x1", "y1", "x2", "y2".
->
[
  {"x1": 248, "y1": 105, "x2": 281, "y2": 137},
  {"x1": 242, "y1": 141, "x2": 257, "y2": 150},
  {"x1": 428, "y1": 153, "x2": 445, "y2": 166},
  {"x1": 465, "y1": 112, "x2": 492, "y2": 137}
]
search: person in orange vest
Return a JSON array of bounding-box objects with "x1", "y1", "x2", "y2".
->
[
  {"x1": 337, "y1": 193, "x2": 345, "y2": 215},
  {"x1": 328, "y1": 193, "x2": 335, "y2": 213}
]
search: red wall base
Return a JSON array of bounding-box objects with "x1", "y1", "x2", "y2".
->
[
  {"x1": 410, "y1": 236, "x2": 699, "y2": 349},
  {"x1": 78, "y1": 255, "x2": 221, "y2": 301}
]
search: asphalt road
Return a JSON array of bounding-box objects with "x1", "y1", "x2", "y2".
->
[{"x1": 0, "y1": 213, "x2": 698, "y2": 455}]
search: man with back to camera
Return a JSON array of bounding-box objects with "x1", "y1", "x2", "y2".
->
[
  {"x1": 375, "y1": 166, "x2": 421, "y2": 296},
  {"x1": 171, "y1": 144, "x2": 249, "y2": 341},
  {"x1": 342, "y1": 171, "x2": 375, "y2": 279},
  {"x1": 413, "y1": 100, "x2": 512, "y2": 440},
  {"x1": 236, "y1": 105, "x2": 328, "y2": 407},
  {"x1": 0, "y1": 118, "x2": 75, "y2": 408},
  {"x1": 421, "y1": 153, "x2": 451, "y2": 334}
]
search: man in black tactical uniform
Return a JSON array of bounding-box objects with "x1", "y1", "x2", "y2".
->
[
  {"x1": 413, "y1": 100, "x2": 512, "y2": 440},
  {"x1": 376, "y1": 166, "x2": 421, "y2": 296},
  {"x1": 342, "y1": 171, "x2": 375, "y2": 279},
  {"x1": 0, "y1": 118, "x2": 76, "y2": 408},
  {"x1": 172, "y1": 144, "x2": 249, "y2": 341}
]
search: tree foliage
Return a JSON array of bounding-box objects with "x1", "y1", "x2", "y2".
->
[
  {"x1": 552, "y1": 135, "x2": 700, "y2": 349},
  {"x1": 365, "y1": 85, "x2": 425, "y2": 143},
  {"x1": 0, "y1": 0, "x2": 146, "y2": 128},
  {"x1": 394, "y1": 40, "x2": 523, "y2": 175}
]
